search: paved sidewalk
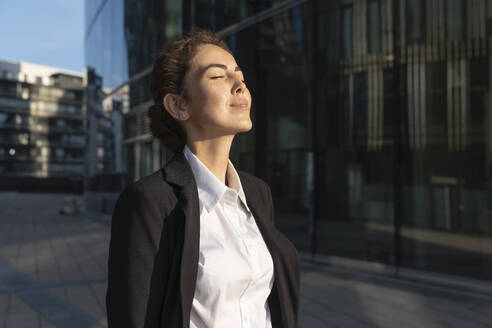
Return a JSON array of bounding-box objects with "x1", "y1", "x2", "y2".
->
[
  {"x1": 0, "y1": 192, "x2": 491, "y2": 328},
  {"x1": 299, "y1": 263, "x2": 492, "y2": 327}
]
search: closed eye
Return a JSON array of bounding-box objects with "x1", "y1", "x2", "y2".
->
[{"x1": 210, "y1": 76, "x2": 224, "y2": 79}]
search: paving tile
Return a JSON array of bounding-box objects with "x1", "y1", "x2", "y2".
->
[
  {"x1": 62, "y1": 233, "x2": 104, "y2": 281},
  {"x1": 83, "y1": 231, "x2": 109, "y2": 275},
  {"x1": 91, "y1": 282, "x2": 107, "y2": 315},
  {"x1": 15, "y1": 284, "x2": 103, "y2": 328},
  {"x1": 66, "y1": 284, "x2": 105, "y2": 322},
  {"x1": 4, "y1": 294, "x2": 39, "y2": 328},
  {"x1": 0, "y1": 294, "x2": 10, "y2": 327},
  {"x1": 37, "y1": 237, "x2": 60, "y2": 285},
  {"x1": 50, "y1": 287, "x2": 69, "y2": 304},
  {"x1": 0, "y1": 238, "x2": 22, "y2": 269},
  {"x1": 51, "y1": 235, "x2": 84, "y2": 283},
  {"x1": 16, "y1": 226, "x2": 37, "y2": 282},
  {"x1": 298, "y1": 311, "x2": 337, "y2": 328},
  {"x1": 40, "y1": 315, "x2": 55, "y2": 328},
  {"x1": 300, "y1": 295, "x2": 370, "y2": 328}
]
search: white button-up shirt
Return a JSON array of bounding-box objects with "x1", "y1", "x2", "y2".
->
[{"x1": 183, "y1": 145, "x2": 274, "y2": 328}]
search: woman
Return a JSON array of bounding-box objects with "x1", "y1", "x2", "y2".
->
[{"x1": 106, "y1": 30, "x2": 300, "y2": 328}]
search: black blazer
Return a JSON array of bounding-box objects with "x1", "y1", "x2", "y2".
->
[{"x1": 106, "y1": 151, "x2": 300, "y2": 328}]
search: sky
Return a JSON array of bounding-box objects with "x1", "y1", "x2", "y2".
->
[{"x1": 0, "y1": 0, "x2": 85, "y2": 73}]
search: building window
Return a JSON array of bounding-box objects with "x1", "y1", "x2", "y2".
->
[
  {"x1": 41, "y1": 147, "x2": 49, "y2": 157},
  {"x1": 140, "y1": 141, "x2": 154, "y2": 177},
  {"x1": 341, "y1": 5, "x2": 353, "y2": 58},
  {"x1": 55, "y1": 149, "x2": 64, "y2": 159},
  {"x1": 367, "y1": 0, "x2": 381, "y2": 53},
  {"x1": 18, "y1": 133, "x2": 29, "y2": 145},
  {"x1": 426, "y1": 61, "x2": 447, "y2": 149},
  {"x1": 21, "y1": 88, "x2": 29, "y2": 99},
  {"x1": 406, "y1": 0, "x2": 425, "y2": 44},
  {"x1": 487, "y1": 0, "x2": 492, "y2": 35},
  {"x1": 469, "y1": 58, "x2": 488, "y2": 150},
  {"x1": 446, "y1": 0, "x2": 464, "y2": 40},
  {"x1": 354, "y1": 72, "x2": 368, "y2": 148}
]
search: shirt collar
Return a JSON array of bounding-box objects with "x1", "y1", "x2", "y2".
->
[{"x1": 183, "y1": 145, "x2": 250, "y2": 213}]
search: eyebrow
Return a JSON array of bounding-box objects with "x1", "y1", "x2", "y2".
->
[{"x1": 202, "y1": 63, "x2": 242, "y2": 73}]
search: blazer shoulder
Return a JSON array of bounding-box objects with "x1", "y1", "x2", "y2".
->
[
  {"x1": 237, "y1": 170, "x2": 270, "y2": 190},
  {"x1": 116, "y1": 169, "x2": 177, "y2": 212},
  {"x1": 122, "y1": 169, "x2": 174, "y2": 194},
  {"x1": 132, "y1": 169, "x2": 170, "y2": 191}
]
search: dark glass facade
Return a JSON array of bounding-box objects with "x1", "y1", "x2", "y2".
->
[{"x1": 86, "y1": 0, "x2": 492, "y2": 282}]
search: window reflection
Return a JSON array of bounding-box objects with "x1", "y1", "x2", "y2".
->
[
  {"x1": 406, "y1": 0, "x2": 425, "y2": 45},
  {"x1": 186, "y1": 0, "x2": 291, "y2": 32},
  {"x1": 258, "y1": 4, "x2": 313, "y2": 249},
  {"x1": 446, "y1": 0, "x2": 464, "y2": 40},
  {"x1": 341, "y1": 5, "x2": 353, "y2": 58},
  {"x1": 315, "y1": 0, "x2": 492, "y2": 280},
  {"x1": 84, "y1": 0, "x2": 492, "y2": 282},
  {"x1": 367, "y1": 0, "x2": 381, "y2": 54},
  {"x1": 487, "y1": 0, "x2": 492, "y2": 35}
]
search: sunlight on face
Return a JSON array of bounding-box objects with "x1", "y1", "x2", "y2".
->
[{"x1": 182, "y1": 44, "x2": 252, "y2": 137}]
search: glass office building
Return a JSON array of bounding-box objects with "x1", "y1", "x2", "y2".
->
[{"x1": 85, "y1": 0, "x2": 492, "y2": 283}]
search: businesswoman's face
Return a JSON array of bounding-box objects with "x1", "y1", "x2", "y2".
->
[{"x1": 179, "y1": 44, "x2": 252, "y2": 137}]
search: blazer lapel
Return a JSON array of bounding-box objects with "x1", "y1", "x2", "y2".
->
[{"x1": 163, "y1": 151, "x2": 200, "y2": 328}]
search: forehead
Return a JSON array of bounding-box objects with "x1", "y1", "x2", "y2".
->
[{"x1": 190, "y1": 44, "x2": 237, "y2": 69}]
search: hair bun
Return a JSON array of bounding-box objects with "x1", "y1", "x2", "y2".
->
[
  {"x1": 148, "y1": 103, "x2": 185, "y2": 152},
  {"x1": 148, "y1": 104, "x2": 158, "y2": 117}
]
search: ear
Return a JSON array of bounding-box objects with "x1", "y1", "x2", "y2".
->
[{"x1": 163, "y1": 93, "x2": 190, "y2": 121}]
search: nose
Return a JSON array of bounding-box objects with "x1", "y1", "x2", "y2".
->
[{"x1": 232, "y1": 79, "x2": 246, "y2": 95}]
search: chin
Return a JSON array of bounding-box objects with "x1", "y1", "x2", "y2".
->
[
  {"x1": 235, "y1": 120, "x2": 253, "y2": 133},
  {"x1": 236, "y1": 127, "x2": 252, "y2": 134}
]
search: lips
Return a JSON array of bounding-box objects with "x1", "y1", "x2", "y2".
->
[{"x1": 230, "y1": 101, "x2": 249, "y2": 109}]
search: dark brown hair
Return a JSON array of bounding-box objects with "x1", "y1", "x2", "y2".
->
[{"x1": 148, "y1": 30, "x2": 231, "y2": 152}]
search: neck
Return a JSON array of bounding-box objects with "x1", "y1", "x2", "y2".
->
[{"x1": 186, "y1": 135, "x2": 234, "y2": 185}]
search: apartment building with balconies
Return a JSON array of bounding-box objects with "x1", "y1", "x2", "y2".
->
[{"x1": 0, "y1": 60, "x2": 84, "y2": 191}]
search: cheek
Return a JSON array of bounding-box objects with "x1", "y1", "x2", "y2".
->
[
  {"x1": 246, "y1": 88, "x2": 252, "y2": 102},
  {"x1": 201, "y1": 87, "x2": 228, "y2": 110},
  {"x1": 189, "y1": 84, "x2": 220, "y2": 108},
  {"x1": 190, "y1": 86, "x2": 229, "y2": 123}
]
